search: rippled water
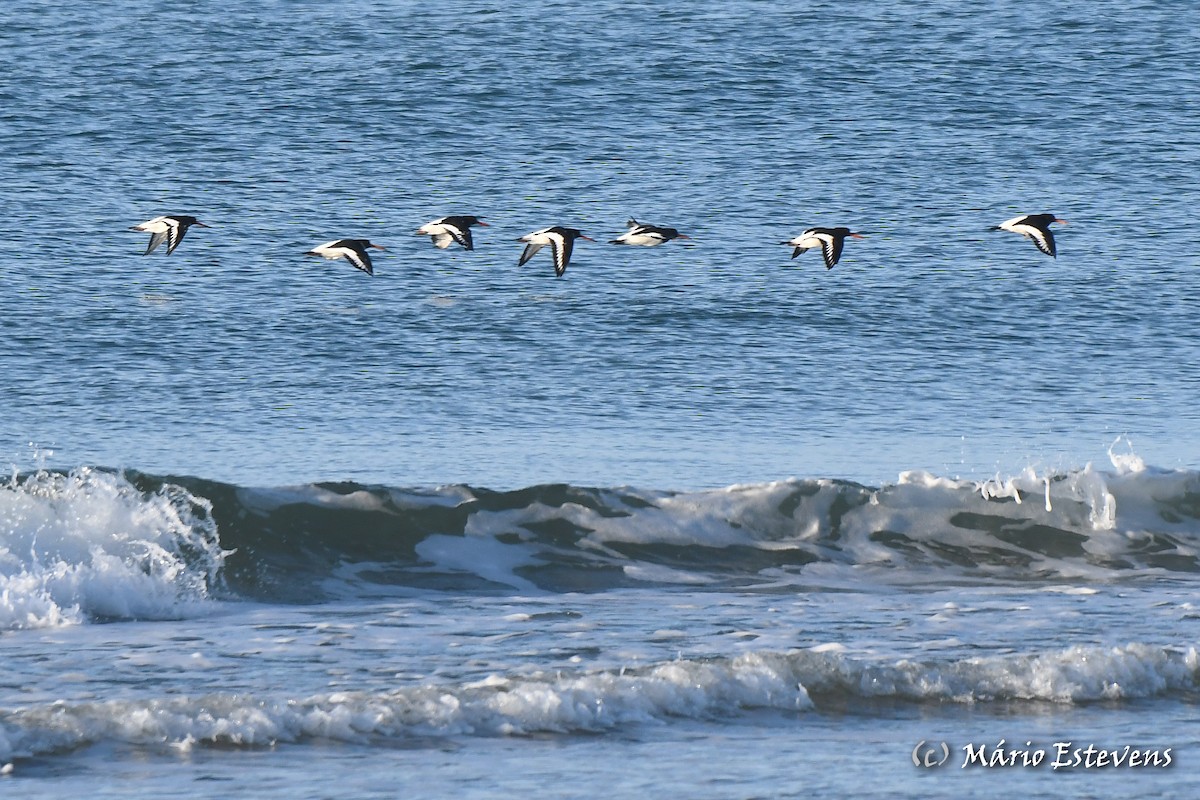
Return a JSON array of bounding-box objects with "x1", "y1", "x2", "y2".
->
[
  {"x1": 3, "y1": 1, "x2": 1200, "y2": 796},
  {"x1": 2, "y1": 0, "x2": 1200, "y2": 488}
]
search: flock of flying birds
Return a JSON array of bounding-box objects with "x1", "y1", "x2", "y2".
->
[{"x1": 128, "y1": 212, "x2": 1069, "y2": 276}]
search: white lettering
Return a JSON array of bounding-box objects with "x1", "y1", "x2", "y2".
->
[
  {"x1": 954, "y1": 740, "x2": 1173, "y2": 770},
  {"x1": 1051, "y1": 741, "x2": 1074, "y2": 770},
  {"x1": 961, "y1": 742, "x2": 988, "y2": 768}
]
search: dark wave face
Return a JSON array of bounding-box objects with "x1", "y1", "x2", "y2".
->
[
  {"x1": 5, "y1": 463, "x2": 1200, "y2": 628},
  {"x1": 128, "y1": 463, "x2": 1200, "y2": 602}
]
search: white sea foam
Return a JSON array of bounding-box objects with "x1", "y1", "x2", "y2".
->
[
  {"x1": 1, "y1": 643, "x2": 1193, "y2": 762},
  {"x1": 415, "y1": 534, "x2": 541, "y2": 592},
  {"x1": 0, "y1": 652, "x2": 811, "y2": 760},
  {"x1": 623, "y1": 563, "x2": 717, "y2": 585},
  {"x1": 0, "y1": 468, "x2": 227, "y2": 630},
  {"x1": 795, "y1": 643, "x2": 1200, "y2": 704},
  {"x1": 421, "y1": 448, "x2": 1200, "y2": 586}
]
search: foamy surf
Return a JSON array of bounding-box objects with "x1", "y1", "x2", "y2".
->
[
  {"x1": 1, "y1": 643, "x2": 1194, "y2": 763},
  {"x1": 0, "y1": 468, "x2": 227, "y2": 630},
  {"x1": 200, "y1": 454, "x2": 1200, "y2": 598},
  {"x1": 5, "y1": 450, "x2": 1200, "y2": 615}
]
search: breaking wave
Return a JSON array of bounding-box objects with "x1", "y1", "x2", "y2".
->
[
  {"x1": 4, "y1": 446, "x2": 1200, "y2": 628},
  {"x1": 1, "y1": 642, "x2": 1195, "y2": 761},
  {"x1": 0, "y1": 467, "x2": 227, "y2": 630}
]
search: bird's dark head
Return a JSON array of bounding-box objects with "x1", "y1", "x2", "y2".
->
[
  {"x1": 360, "y1": 240, "x2": 386, "y2": 251},
  {"x1": 1031, "y1": 213, "x2": 1067, "y2": 226},
  {"x1": 554, "y1": 227, "x2": 593, "y2": 241}
]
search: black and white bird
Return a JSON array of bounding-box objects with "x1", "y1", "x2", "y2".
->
[
  {"x1": 130, "y1": 215, "x2": 210, "y2": 255},
  {"x1": 415, "y1": 215, "x2": 489, "y2": 250},
  {"x1": 609, "y1": 218, "x2": 690, "y2": 247},
  {"x1": 305, "y1": 239, "x2": 386, "y2": 275},
  {"x1": 781, "y1": 227, "x2": 864, "y2": 270},
  {"x1": 517, "y1": 226, "x2": 594, "y2": 277},
  {"x1": 993, "y1": 213, "x2": 1068, "y2": 257}
]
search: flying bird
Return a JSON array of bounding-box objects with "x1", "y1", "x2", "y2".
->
[
  {"x1": 781, "y1": 226, "x2": 864, "y2": 270},
  {"x1": 415, "y1": 215, "x2": 489, "y2": 250},
  {"x1": 609, "y1": 219, "x2": 690, "y2": 246},
  {"x1": 130, "y1": 215, "x2": 210, "y2": 255},
  {"x1": 306, "y1": 239, "x2": 386, "y2": 275},
  {"x1": 517, "y1": 226, "x2": 594, "y2": 277},
  {"x1": 993, "y1": 213, "x2": 1068, "y2": 257}
]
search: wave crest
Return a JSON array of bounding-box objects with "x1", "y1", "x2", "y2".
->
[
  {"x1": 0, "y1": 467, "x2": 228, "y2": 630},
  {"x1": 190, "y1": 461, "x2": 1200, "y2": 598},
  {"x1": 7, "y1": 456, "x2": 1200, "y2": 611},
  {"x1": 2, "y1": 643, "x2": 1193, "y2": 761}
]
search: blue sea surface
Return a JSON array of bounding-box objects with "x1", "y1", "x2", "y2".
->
[
  {"x1": 2, "y1": 0, "x2": 1200, "y2": 488},
  {"x1": 2, "y1": 1, "x2": 1200, "y2": 797}
]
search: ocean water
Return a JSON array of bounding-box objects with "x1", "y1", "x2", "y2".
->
[{"x1": 3, "y1": 0, "x2": 1200, "y2": 796}]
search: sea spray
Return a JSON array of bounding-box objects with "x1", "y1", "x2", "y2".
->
[{"x1": 0, "y1": 467, "x2": 228, "y2": 629}]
